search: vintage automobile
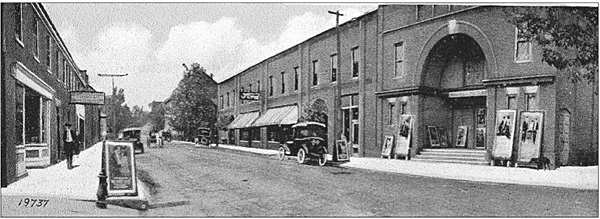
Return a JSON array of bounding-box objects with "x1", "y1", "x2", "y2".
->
[
  {"x1": 278, "y1": 122, "x2": 328, "y2": 166},
  {"x1": 162, "y1": 131, "x2": 172, "y2": 142},
  {"x1": 195, "y1": 127, "x2": 212, "y2": 147},
  {"x1": 118, "y1": 127, "x2": 144, "y2": 153}
]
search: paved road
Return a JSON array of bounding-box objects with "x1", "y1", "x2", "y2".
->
[{"x1": 135, "y1": 141, "x2": 598, "y2": 217}]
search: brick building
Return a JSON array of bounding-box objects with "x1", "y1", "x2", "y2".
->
[
  {"x1": 219, "y1": 4, "x2": 597, "y2": 168},
  {"x1": 1, "y1": 3, "x2": 103, "y2": 187}
]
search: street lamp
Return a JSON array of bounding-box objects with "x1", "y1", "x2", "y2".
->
[
  {"x1": 97, "y1": 73, "x2": 128, "y2": 138},
  {"x1": 329, "y1": 10, "x2": 343, "y2": 162}
]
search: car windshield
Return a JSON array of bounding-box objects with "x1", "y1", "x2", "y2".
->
[
  {"x1": 123, "y1": 130, "x2": 140, "y2": 139},
  {"x1": 297, "y1": 125, "x2": 326, "y2": 138}
]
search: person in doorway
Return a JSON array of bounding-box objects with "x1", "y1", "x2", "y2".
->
[{"x1": 63, "y1": 123, "x2": 76, "y2": 169}]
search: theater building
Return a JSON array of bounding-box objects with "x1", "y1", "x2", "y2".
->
[
  {"x1": 1, "y1": 3, "x2": 103, "y2": 187},
  {"x1": 218, "y1": 4, "x2": 597, "y2": 168}
]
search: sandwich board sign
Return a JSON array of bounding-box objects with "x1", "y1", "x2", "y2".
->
[{"x1": 105, "y1": 141, "x2": 137, "y2": 196}]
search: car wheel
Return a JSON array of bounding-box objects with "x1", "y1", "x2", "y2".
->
[
  {"x1": 278, "y1": 147, "x2": 286, "y2": 161},
  {"x1": 297, "y1": 148, "x2": 306, "y2": 164},
  {"x1": 318, "y1": 154, "x2": 327, "y2": 166}
]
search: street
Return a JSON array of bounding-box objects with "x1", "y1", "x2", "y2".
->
[{"x1": 135, "y1": 141, "x2": 598, "y2": 217}]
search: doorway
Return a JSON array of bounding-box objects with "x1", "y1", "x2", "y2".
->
[{"x1": 450, "y1": 97, "x2": 486, "y2": 149}]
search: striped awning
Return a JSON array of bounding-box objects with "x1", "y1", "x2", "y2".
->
[
  {"x1": 252, "y1": 105, "x2": 298, "y2": 127},
  {"x1": 227, "y1": 112, "x2": 260, "y2": 129}
]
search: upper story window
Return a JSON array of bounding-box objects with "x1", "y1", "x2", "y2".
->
[
  {"x1": 32, "y1": 18, "x2": 39, "y2": 59},
  {"x1": 15, "y1": 4, "x2": 23, "y2": 44},
  {"x1": 226, "y1": 92, "x2": 230, "y2": 107},
  {"x1": 281, "y1": 72, "x2": 285, "y2": 94},
  {"x1": 257, "y1": 81, "x2": 260, "y2": 92},
  {"x1": 312, "y1": 60, "x2": 319, "y2": 86},
  {"x1": 46, "y1": 36, "x2": 52, "y2": 70},
  {"x1": 330, "y1": 54, "x2": 338, "y2": 83},
  {"x1": 351, "y1": 47, "x2": 360, "y2": 78},
  {"x1": 249, "y1": 84, "x2": 253, "y2": 92},
  {"x1": 269, "y1": 76, "x2": 274, "y2": 96},
  {"x1": 220, "y1": 95, "x2": 224, "y2": 109},
  {"x1": 515, "y1": 28, "x2": 532, "y2": 63},
  {"x1": 394, "y1": 42, "x2": 405, "y2": 78},
  {"x1": 54, "y1": 49, "x2": 60, "y2": 76},
  {"x1": 294, "y1": 67, "x2": 299, "y2": 91},
  {"x1": 63, "y1": 61, "x2": 68, "y2": 86}
]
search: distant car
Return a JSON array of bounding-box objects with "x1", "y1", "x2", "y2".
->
[
  {"x1": 162, "y1": 131, "x2": 172, "y2": 142},
  {"x1": 195, "y1": 127, "x2": 212, "y2": 147},
  {"x1": 149, "y1": 132, "x2": 157, "y2": 143},
  {"x1": 278, "y1": 122, "x2": 328, "y2": 166},
  {"x1": 118, "y1": 127, "x2": 144, "y2": 153}
]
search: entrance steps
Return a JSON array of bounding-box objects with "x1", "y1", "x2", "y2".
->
[{"x1": 412, "y1": 148, "x2": 489, "y2": 165}]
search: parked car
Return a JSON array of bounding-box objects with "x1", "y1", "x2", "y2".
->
[
  {"x1": 195, "y1": 127, "x2": 212, "y2": 147},
  {"x1": 162, "y1": 131, "x2": 172, "y2": 142},
  {"x1": 278, "y1": 122, "x2": 328, "y2": 166},
  {"x1": 149, "y1": 131, "x2": 157, "y2": 143},
  {"x1": 118, "y1": 127, "x2": 144, "y2": 153}
]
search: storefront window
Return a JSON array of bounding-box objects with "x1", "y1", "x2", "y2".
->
[
  {"x1": 267, "y1": 126, "x2": 292, "y2": 142},
  {"x1": 240, "y1": 129, "x2": 249, "y2": 141},
  {"x1": 250, "y1": 128, "x2": 260, "y2": 141},
  {"x1": 15, "y1": 84, "x2": 24, "y2": 145}
]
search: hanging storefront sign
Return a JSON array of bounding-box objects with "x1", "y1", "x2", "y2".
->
[
  {"x1": 491, "y1": 110, "x2": 517, "y2": 160},
  {"x1": 427, "y1": 126, "x2": 440, "y2": 147},
  {"x1": 105, "y1": 141, "x2": 137, "y2": 196},
  {"x1": 336, "y1": 140, "x2": 350, "y2": 161},
  {"x1": 239, "y1": 92, "x2": 260, "y2": 101},
  {"x1": 395, "y1": 115, "x2": 412, "y2": 158},
  {"x1": 448, "y1": 89, "x2": 487, "y2": 98},
  {"x1": 517, "y1": 111, "x2": 544, "y2": 162},
  {"x1": 70, "y1": 91, "x2": 105, "y2": 105},
  {"x1": 381, "y1": 135, "x2": 394, "y2": 158},
  {"x1": 456, "y1": 126, "x2": 468, "y2": 147}
]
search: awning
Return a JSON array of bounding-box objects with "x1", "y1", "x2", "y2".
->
[
  {"x1": 252, "y1": 105, "x2": 298, "y2": 127},
  {"x1": 227, "y1": 112, "x2": 260, "y2": 129}
]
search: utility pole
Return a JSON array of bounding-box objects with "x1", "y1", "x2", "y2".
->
[
  {"x1": 329, "y1": 10, "x2": 343, "y2": 162},
  {"x1": 97, "y1": 73, "x2": 128, "y2": 138}
]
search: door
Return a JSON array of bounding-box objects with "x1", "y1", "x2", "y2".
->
[
  {"x1": 343, "y1": 107, "x2": 360, "y2": 156},
  {"x1": 453, "y1": 108, "x2": 473, "y2": 148}
]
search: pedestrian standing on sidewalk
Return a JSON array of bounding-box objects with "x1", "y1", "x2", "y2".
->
[{"x1": 63, "y1": 123, "x2": 76, "y2": 169}]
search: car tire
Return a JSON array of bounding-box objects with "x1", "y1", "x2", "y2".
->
[
  {"x1": 278, "y1": 147, "x2": 286, "y2": 161},
  {"x1": 297, "y1": 148, "x2": 307, "y2": 164},
  {"x1": 318, "y1": 154, "x2": 327, "y2": 166}
]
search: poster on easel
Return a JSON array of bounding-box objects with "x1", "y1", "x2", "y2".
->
[
  {"x1": 427, "y1": 126, "x2": 440, "y2": 147},
  {"x1": 395, "y1": 115, "x2": 412, "y2": 158},
  {"x1": 517, "y1": 111, "x2": 544, "y2": 162},
  {"x1": 438, "y1": 127, "x2": 448, "y2": 148},
  {"x1": 491, "y1": 110, "x2": 517, "y2": 160},
  {"x1": 381, "y1": 135, "x2": 394, "y2": 158},
  {"x1": 336, "y1": 140, "x2": 350, "y2": 161},
  {"x1": 105, "y1": 141, "x2": 138, "y2": 197}
]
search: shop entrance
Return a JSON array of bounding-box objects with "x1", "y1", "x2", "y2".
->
[{"x1": 450, "y1": 96, "x2": 486, "y2": 149}]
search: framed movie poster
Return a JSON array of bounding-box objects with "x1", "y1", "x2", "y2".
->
[
  {"x1": 476, "y1": 108, "x2": 486, "y2": 125},
  {"x1": 437, "y1": 127, "x2": 448, "y2": 148},
  {"x1": 492, "y1": 110, "x2": 517, "y2": 159},
  {"x1": 456, "y1": 126, "x2": 468, "y2": 147},
  {"x1": 105, "y1": 141, "x2": 138, "y2": 196},
  {"x1": 395, "y1": 115, "x2": 412, "y2": 157},
  {"x1": 427, "y1": 126, "x2": 440, "y2": 147},
  {"x1": 475, "y1": 127, "x2": 486, "y2": 148},
  {"x1": 517, "y1": 111, "x2": 544, "y2": 162},
  {"x1": 381, "y1": 135, "x2": 394, "y2": 158},
  {"x1": 336, "y1": 140, "x2": 350, "y2": 161}
]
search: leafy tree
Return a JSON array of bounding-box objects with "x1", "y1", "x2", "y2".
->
[
  {"x1": 148, "y1": 102, "x2": 165, "y2": 131},
  {"x1": 103, "y1": 87, "x2": 133, "y2": 135},
  {"x1": 504, "y1": 6, "x2": 598, "y2": 84},
  {"x1": 299, "y1": 100, "x2": 328, "y2": 124},
  {"x1": 130, "y1": 105, "x2": 150, "y2": 127},
  {"x1": 167, "y1": 63, "x2": 217, "y2": 140}
]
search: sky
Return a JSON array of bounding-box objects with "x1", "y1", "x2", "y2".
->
[{"x1": 42, "y1": 3, "x2": 378, "y2": 108}]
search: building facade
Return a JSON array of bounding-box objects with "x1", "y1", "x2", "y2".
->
[
  {"x1": 218, "y1": 4, "x2": 598, "y2": 168},
  {"x1": 1, "y1": 3, "x2": 102, "y2": 187}
]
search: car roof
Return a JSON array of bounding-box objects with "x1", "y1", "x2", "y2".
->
[
  {"x1": 122, "y1": 127, "x2": 142, "y2": 132},
  {"x1": 292, "y1": 122, "x2": 326, "y2": 128}
]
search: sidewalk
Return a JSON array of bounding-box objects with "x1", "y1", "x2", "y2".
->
[
  {"x1": 206, "y1": 142, "x2": 598, "y2": 190},
  {"x1": 1, "y1": 141, "x2": 149, "y2": 213}
]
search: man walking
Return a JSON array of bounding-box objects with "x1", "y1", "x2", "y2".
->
[{"x1": 63, "y1": 123, "x2": 76, "y2": 169}]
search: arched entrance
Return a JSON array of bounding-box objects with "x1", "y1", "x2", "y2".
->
[{"x1": 422, "y1": 33, "x2": 487, "y2": 149}]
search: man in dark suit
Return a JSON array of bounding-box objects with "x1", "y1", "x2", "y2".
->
[{"x1": 63, "y1": 123, "x2": 76, "y2": 169}]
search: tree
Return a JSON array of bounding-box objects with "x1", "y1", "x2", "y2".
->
[
  {"x1": 103, "y1": 87, "x2": 134, "y2": 135},
  {"x1": 504, "y1": 6, "x2": 598, "y2": 84},
  {"x1": 148, "y1": 102, "x2": 165, "y2": 131},
  {"x1": 130, "y1": 105, "x2": 150, "y2": 127},
  {"x1": 167, "y1": 63, "x2": 217, "y2": 141}
]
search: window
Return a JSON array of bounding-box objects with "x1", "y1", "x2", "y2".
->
[
  {"x1": 388, "y1": 102, "x2": 396, "y2": 125},
  {"x1": 15, "y1": 3, "x2": 23, "y2": 43},
  {"x1": 220, "y1": 95, "x2": 224, "y2": 109},
  {"x1": 33, "y1": 18, "x2": 39, "y2": 59},
  {"x1": 281, "y1": 72, "x2": 285, "y2": 94},
  {"x1": 294, "y1": 67, "x2": 299, "y2": 91},
  {"x1": 46, "y1": 36, "x2": 52, "y2": 70},
  {"x1": 400, "y1": 102, "x2": 407, "y2": 115},
  {"x1": 312, "y1": 60, "x2": 319, "y2": 86},
  {"x1": 54, "y1": 48, "x2": 60, "y2": 76},
  {"x1": 269, "y1": 76, "x2": 274, "y2": 96},
  {"x1": 249, "y1": 84, "x2": 252, "y2": 92},
  {"x1": 351, "y1": 47, "x2": 359, "y2": 78},
  {"x1": 257, "y1": 81, "x2": 260, "y2": 92},
  {"x1": 62, "y1": 60, "x2": 67, "y2": 86},
  {"x1": 330, "y1": 54, "x2": 338, "y2": 82},
  {"x1": 515, "y1": 28, "x2": 532, "y2": 62},
  {"x1": 507, "y1": 95, "x2": 517, "y2": 110},
  {"x1": 395, "y1": 42, "x2": 405, "y2": 78},
  {"x1": 526, "y1": 94, "x2": 537, "y2": 110},
  {"x1": 226, "y1": 92, "x2": 230, "y2": 107}
]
